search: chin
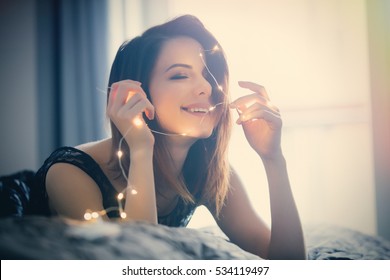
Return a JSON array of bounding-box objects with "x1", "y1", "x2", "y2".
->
[
  {"x1": 185, "y1": 129, "x2": 214, "y2": 139},
  {"x1": 159, "y1": 121, "x2": 215, "y2": 139},
  {"x1": 186, "y1": 122, "x2": 216, "y2": 138}
]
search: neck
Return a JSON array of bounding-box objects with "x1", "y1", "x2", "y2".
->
[{"x1": 163, "y1": 136, "x2": 197, "y2": 176}]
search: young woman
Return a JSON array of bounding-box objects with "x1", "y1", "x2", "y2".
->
[{"x1": 35, "y1": 15, "x2": 305, "y2": 259}]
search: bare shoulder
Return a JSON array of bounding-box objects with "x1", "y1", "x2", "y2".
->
[
  {"x1": 45, "y1": 156, "x2": 106, "y2": 220},
  {"x1": 46, "y1": 162, "x2": 101, "y2": 191}
]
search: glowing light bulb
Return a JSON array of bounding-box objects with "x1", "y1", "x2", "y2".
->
[
  {"x1": 117, "y1": 193, "x2": 124, "y2": 200},
  {"x1": 130, "y1": 189, "x2": 138, "y2": 195},
  {"x1": 120, "y1": 212, "x2": 127, "y2": 219},
  {"x1": 91, "y1": 212, "x2": 99, "y2": 219},
  {"x1": 117, "y1": 150, "x2": 123, "y2": 158},
  {"x1": 84, "y1": 212, "x2": 92, "y2": 221},
  {"x1": 217, "y1": 85, "x2": 223, "y2": 91},
  {"x1": 133, "y1": 117, "x2": 143, "y2": 127}
]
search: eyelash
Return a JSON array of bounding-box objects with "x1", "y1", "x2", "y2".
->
[
  {"x1": 169, "y1": 69, "x2": 209, "y2": 81},
  {"x1": 170, "y1": 74, "x2": 188, "y2": 80}
]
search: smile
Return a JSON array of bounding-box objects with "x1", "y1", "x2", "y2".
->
[
  {"x1": 181, "y1": 102, "x2": 213, "y2": 115},
  {"x1": 182, "y1": 107, "x2": 209, "y2": 113}
]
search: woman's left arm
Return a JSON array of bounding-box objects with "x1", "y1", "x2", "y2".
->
[{"x1": 224, "y1": 81, "x2": 306, "y2": 259}]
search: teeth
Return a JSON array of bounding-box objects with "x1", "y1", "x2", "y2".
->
[{"x1": 187, "y1": 107, "x2": 209, "y2": 113}]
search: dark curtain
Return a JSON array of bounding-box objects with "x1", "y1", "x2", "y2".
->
[{"x1": 36, "y1": 0, "x2": 108, "y2": 163}]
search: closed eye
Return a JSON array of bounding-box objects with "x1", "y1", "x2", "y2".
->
[{"x1": 170, "y1": 74, "x2": 188, "y2": 80}]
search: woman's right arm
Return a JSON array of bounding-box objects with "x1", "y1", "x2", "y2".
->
[
  {"x1": 107, "y1": 80, "x2": 157, "y2": 223},
  {"x1": 123, "y1": 147, "x2": 157, "y2": 223},
  {"x1": 47, "y1": 80, "x2": 157, "y2": 222}
]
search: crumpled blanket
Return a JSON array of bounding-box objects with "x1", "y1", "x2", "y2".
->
[
  {"x1": 0, "y1": 216, "x2": 260, "y2": 260},
  {"x1": 304, "y1": 224, "x2": 390, "y2": 260},
  {"x1": 1, "y1": 217, "x2": 389, "y2": 260}
]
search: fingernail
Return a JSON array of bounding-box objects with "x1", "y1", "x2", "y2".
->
[{"x1": 147, "y1": 111, "x2": 154, "y2": 120}]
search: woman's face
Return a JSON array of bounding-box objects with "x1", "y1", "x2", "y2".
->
[{"x1": 149, "y1": 37, "x2": 220, "y2": 139}]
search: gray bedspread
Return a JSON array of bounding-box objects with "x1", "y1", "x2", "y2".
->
[
  {"x1": 0, "y1": 216, "x2": 389, "y2": 260},
  {"x1": 305, "y1": 224, "x2": 390, "y2": 260},
  {"x1": 0, "y1": 216, "x2": 259, "y2": 259}
]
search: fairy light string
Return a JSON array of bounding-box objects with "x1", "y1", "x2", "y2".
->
[
  {"x1": 85, "y1": 44, "x2": 224, "y2": 221},
  {"x1": 199, "y1": 45, "x2": 225, "y2": 93}
]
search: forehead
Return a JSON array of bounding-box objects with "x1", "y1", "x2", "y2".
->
[{"x1": 154, "y1": 37, "x2": 204, "y2": 69}]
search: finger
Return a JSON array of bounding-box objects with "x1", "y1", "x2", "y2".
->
[
  {"x1": 120, "y1": 80, "x2": 147, "y2": 99},
  {"x1": 230, "y1": 94, "x2": 276, "y2": 114},
  {"x1": 130, "y1": 100, "x2": 154, "y2": 124},
  {"x1": 242, "y1": 102, "x2": 280, "y2": 117},
  {"x1": 237, "y1": 104, "x2": 278, "y2": 123},
  {"x1": 108, "y1": 81, "x2": 150, "y2": 117},
  {"x1": 238, "y1": 111, "x2": 282, "y2": 129},
  {"x1": 117, "y1": 82, "x2": 148, "y2": 103},
  {"x1": 241, "y1": 98, "x2": 280, "y2": 115},
  {"x1": 107, "y1": 82, "x2": 119, "y2": 112},
  {"x1": 118, "y1": 101, "x2": 149, "y2": 127},
  {"x1": 238, "y1": 81, "x2": 270, "y2": 100},
  {"x1": 120, "y1": 92, "x2": 155, "y2": 120},
  {"x1": 108, "y1": 80, "x2": 141, "y2": 93},
  {"x1": 108, "y1": 82, "x2": 134, "y2": 113},
  {"x1": 237, "y1": 104, "x2": 281, "y2": 126}
]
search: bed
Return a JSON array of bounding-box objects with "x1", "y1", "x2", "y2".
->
[
  {"x1": 1, "y1": 171, "x2": 389, "y2": 260},
  {"x1": 0, "y1": 216, "x2": 389, "y2": 260}
]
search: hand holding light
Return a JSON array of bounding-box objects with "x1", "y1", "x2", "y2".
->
[{"x1": 230, "y1": 81, "x2": 283, "y2": 160}]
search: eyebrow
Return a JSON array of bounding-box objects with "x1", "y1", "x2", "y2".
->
[{"x1": 164, "y1": 63, "x2": 193, "y2": 72}]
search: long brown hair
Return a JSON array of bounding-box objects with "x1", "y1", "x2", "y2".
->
[{"x1": 107, "y1": 15, "x2": 232, "y2": 215}]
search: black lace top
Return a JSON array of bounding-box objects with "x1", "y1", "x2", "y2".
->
[{"x1": 34, "y1": 147, "x2": 198, "y2": 227}]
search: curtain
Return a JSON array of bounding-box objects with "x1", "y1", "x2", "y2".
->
[
  {"x1": 367, "y1": 0, "x2": 390, "y2": 241},
  {"x1": 106, "y1": 0, "x2": 170, "y2": 63},
  {"x1": 36, "y1": 0, "x2": 108, "y2": 162}
]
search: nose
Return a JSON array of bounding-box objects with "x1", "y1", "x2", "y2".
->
[{"x1": 196, "y1": 76, "x2": 212, "y2": 97}]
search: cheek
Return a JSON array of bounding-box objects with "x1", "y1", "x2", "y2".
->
[
  {"x1": 150, "y1": 83, "x2": 184, "y2": 112},
  {"x1": 152, "y1": 93, "x2": 177, "y2": 113},
  {"x1": 150, "y1": 91, "x2": 181, "y2": 126}
]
